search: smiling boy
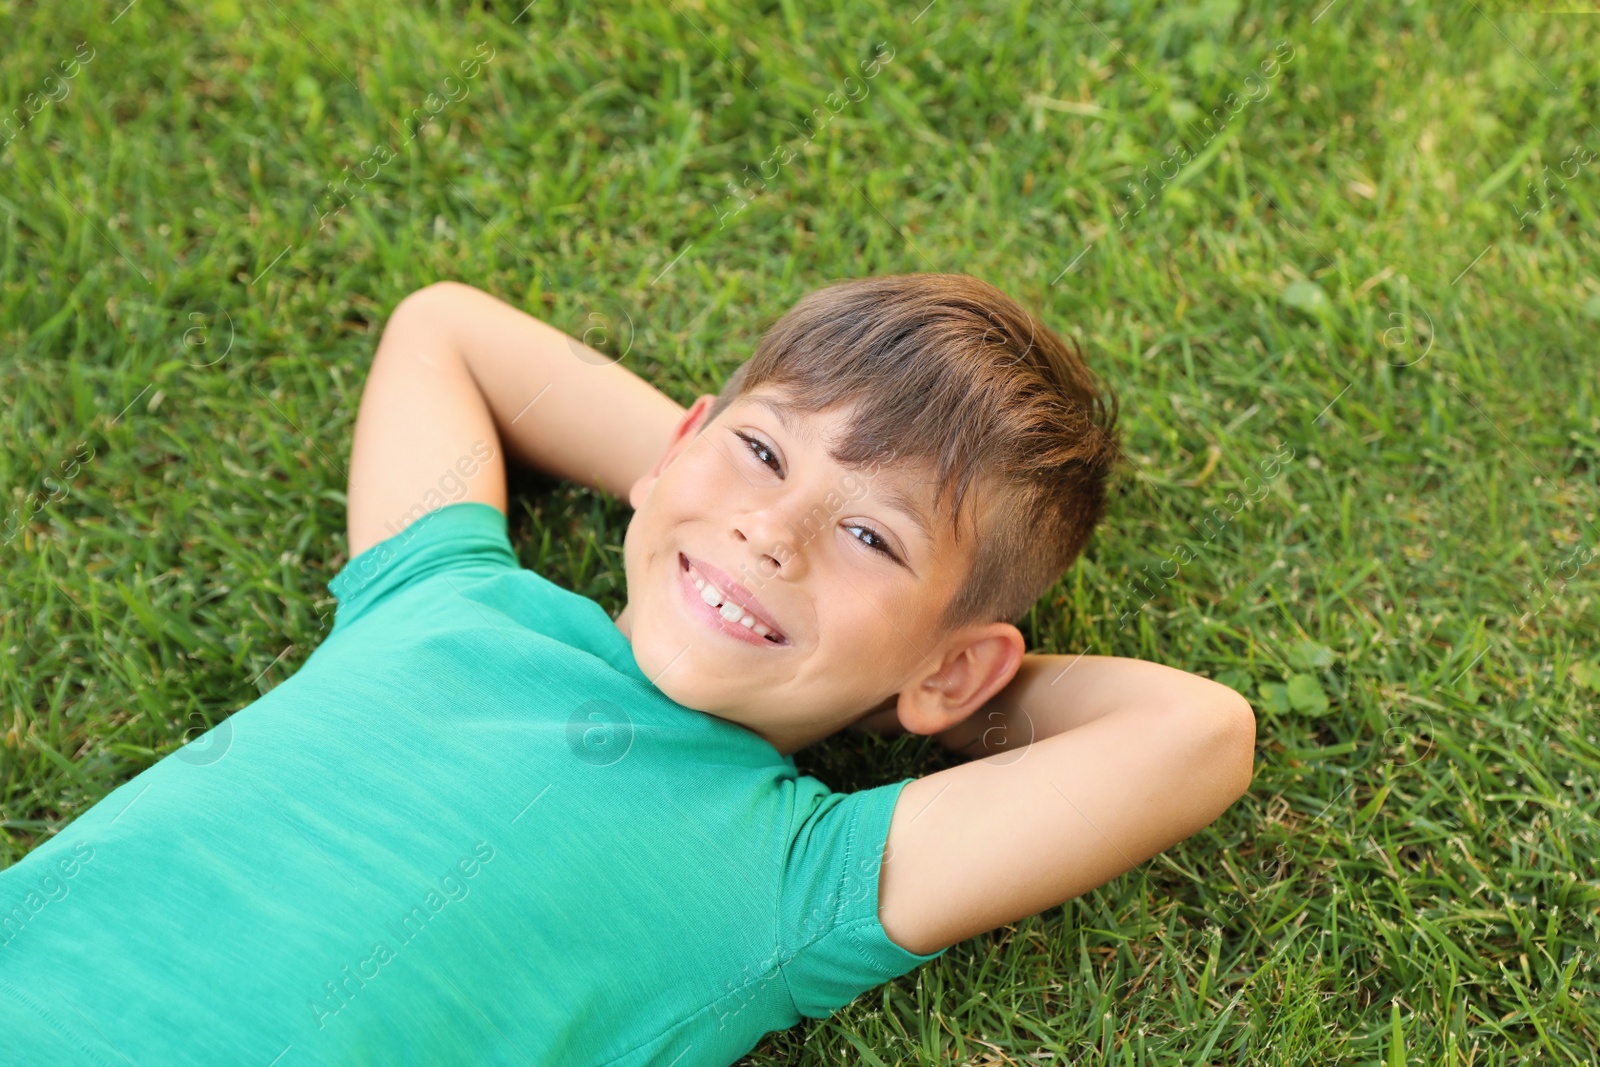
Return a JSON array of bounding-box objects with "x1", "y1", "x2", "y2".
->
[{"x1": 0, "y1": 273, "x2": 1254, "y2": 1065}]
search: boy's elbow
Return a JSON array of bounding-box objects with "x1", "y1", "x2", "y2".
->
[
  {"x1": 1213, "y1": 692, "x2": 1257, "y2": 800},
  {"x1": 1187, "y1": 675, "x2": 1256, "y2": 788},
  {"x1": 1167, "y1": 682, "x2": 1256, "y2": 803},
  {"x1": 392, "y1": 280, "x2": 475, "y2": 319}
]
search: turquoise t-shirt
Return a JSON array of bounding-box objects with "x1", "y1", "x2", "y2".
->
[{"x1": 0, "y1": 502, "x2": 945, "y2": 1066}]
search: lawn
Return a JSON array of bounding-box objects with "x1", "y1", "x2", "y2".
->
[{"x1": 2, "y1": 0, "x2": 1597, "y2": 1062}]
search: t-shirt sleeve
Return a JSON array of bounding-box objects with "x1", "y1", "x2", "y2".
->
[
  {"x1": 327, "y1": 501, "x2": 520, "y2": 633},
  {"x1": 776, "y1": 776, "x2": 948, "y2": 1020}
]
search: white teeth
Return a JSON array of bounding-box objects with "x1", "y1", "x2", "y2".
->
[{"x1": 688, "y1": 560, "x2": 781, "y2": 640}]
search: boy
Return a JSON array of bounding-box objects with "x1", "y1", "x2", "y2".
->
[{"x1": 0, "y1": 273, "x2": 1254, "y2": 1065}]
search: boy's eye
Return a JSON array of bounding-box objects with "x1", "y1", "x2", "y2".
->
[
  {"x1": 735, "y1": 431, "x2": 782, "y2": 475},
  {"x1": 733, "y1": 429, "x2": 902, "y2": 565},
  {"x1": 846, "y1": 523, "x2": 899, "y2": 562}
]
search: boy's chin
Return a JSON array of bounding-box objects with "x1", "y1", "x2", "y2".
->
[
  {"x1": 630, "y1": 638, "x2": 767, "y2": 724},
  {"x1": 630, "y1": 633, "x2": 714, "y2": 702}
]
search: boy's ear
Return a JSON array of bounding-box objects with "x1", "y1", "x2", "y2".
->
[
  {"x1": 628, "y1": 394, "x2": 717, "y2": 509},
  {"x1": 895, "y1": 622, "x2": 1026, "y2": 737}
]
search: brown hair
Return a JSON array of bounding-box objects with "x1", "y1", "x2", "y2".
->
[{"x1": 706, "y1": 272, "x2": 1122, "y2": 633}]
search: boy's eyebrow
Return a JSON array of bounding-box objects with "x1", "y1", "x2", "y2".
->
[
  {"x1": 750, "y1": 395, "x2": 933, "y2": 546},
  {"x1": 751, "y1": 396, "x2": 812, "y2": 443},
  {"x1": 877, "y1": 482, "x2": 934, "y2": 546}
]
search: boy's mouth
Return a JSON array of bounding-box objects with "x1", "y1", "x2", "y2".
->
[{"x1": 678, "y1": 552, "x2": 789, "y2": 645}]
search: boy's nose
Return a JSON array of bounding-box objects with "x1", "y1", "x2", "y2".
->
[{"x1": 731, "y1": 509, "x2": 807, "y2": 582}]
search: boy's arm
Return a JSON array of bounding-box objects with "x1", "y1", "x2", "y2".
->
[
  {"x1": 346, "y1": 282, "x2": 686, "y2": 557},
  {"x1": 848, "y1": 651, "x2": 1135, "y2": 746},
  {"x1": 876, "y1": 656, "x2": 1255, "y2": 955}
]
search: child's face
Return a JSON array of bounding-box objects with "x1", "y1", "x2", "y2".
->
[{"x1": 619, "y1": 387, "x2": 976, "y2": 755}]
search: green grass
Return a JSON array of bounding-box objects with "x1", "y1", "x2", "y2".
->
[{"x1": 3, "y1": 0, "x2": 1598, "y2": 1062}]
